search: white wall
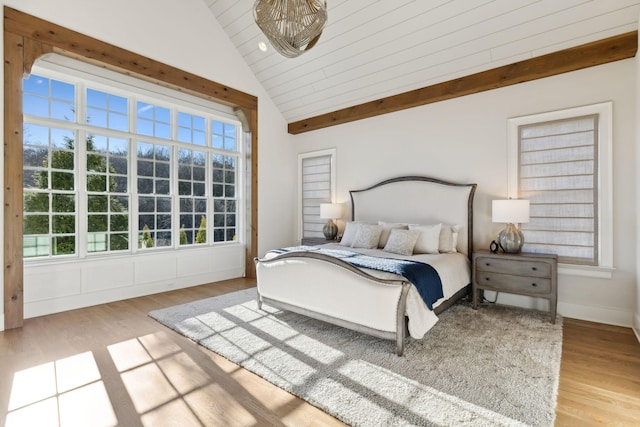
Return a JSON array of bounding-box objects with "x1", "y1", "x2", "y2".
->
[
  {"x1": 0, "y1": 0, "x2": 296, "y2": 329},
  {"x1": 291, "y1": 59, "x2": 638, "y2": 327}
]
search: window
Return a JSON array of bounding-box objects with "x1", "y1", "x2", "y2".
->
[
  {"x1": 137, "y1": 141, "x2": 172, "y2": 248},
  {"x1": 22, "y1": 60, "x2": 243, "y2": 260},
  {"x1": 298, "y1": 149, "x2": 336, "y2": 240},
  {"x1": 508, "y1": 103, "x2": 613, "y2": 275},
  {"x1": 86, "y1": 134, "x2": 129, "y2": 253},
  {"x1": 23, "y1": 125, "x2": 77, "y2": 256}
]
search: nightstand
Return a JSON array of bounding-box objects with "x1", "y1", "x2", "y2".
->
[
  {"x1": 301, "y1": 237, "x2": 335, "y2": 246},
  {"x1": 472, "y1": 250, "x2": 558, "y2": 323}
]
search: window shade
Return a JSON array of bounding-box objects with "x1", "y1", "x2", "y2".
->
[
  {"x1": 518, "y1": 115, "x2": 598, "y2": 265},
  {"x1": 301, "y1": 155, "x2": 332, "y2": 238}
]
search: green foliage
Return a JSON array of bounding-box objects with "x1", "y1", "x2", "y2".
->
[
  {"x1": 53, "y1": 236, "x2": 75, "y2": 255},
  {"x1": 180, "y1": 225, "x2": 188, "y2": 245},
  {"x1": 110, "y1": 234, "x2": 129, "y2": 251},
  {"x1": 140, "y1": 224, "x2": 154, "y2": 248},
  {"x1": 195, "y1": 216, "x2": 207, "y2": 244}
]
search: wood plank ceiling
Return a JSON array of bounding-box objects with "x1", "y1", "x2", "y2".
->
[{"x1": 205, "y1": 0, "x2": 640, "y2": 124}]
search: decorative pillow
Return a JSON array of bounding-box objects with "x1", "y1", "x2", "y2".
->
[
  {"x1": 339, "y1": 222, "x2": 361, "y2": 246},
  {"x1": 351, "y1": 224, "x2": 383, "y2": 249},
  {"x1": 383, "y1": 229, "x2": 421, "y2": 255},
  {"x1": 377, "y1": 221, "x2": 408, "y2": 248},
  {"x1": 409, "y1": 223, "x2": 442, "y2": 254},
  {"x1": 439, "y1": 224, "x2": 461, "y2": 253}
]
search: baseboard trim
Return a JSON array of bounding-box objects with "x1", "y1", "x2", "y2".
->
[
  {"x1": 634, "y1": 312, "x2": 640, "y2": 343},
  {"x1": 557, "y1": 301, "x2": 633, "y2": 327},
  {"x1": 0, "y1": 313, "x2": 4, "y2": 332}
]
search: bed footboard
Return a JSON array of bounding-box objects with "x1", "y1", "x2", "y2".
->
[{"x1": 254, "y1": 252, "x2": 411, "y2": 356}]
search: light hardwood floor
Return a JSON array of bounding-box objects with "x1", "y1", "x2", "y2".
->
[{"x1": 1, "y1": 278, "x2": 639, "y2": 426}]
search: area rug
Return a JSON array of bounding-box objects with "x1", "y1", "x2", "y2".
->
[{"x1": 149, "y1": 288, "x2": 562, "y2": 427}]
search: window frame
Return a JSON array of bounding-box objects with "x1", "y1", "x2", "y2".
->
[
  {"x1": 297, "y1": 148, "x2": 337, "y2": 242},
  {"x1": 22, "y1": 56, "x2": 244, "y2": 263},
  {"x1": 507, "y1": 102, "x2": 614, "y2": 278}
]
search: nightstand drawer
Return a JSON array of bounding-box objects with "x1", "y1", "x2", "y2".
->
[
  {"x1": 475, "y1": 272, "x2": 551, "y2": 294},
  {"x1": 475, "y1": 256, "x2": 551, "y2": 278}
]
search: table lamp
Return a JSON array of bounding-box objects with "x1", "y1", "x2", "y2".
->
[
  {"x1": 492, "y1": 199, "x2": 530, "y2": 253},
  {"x1": 320, "y1": 203, "x2": 342, "y2": 240}
]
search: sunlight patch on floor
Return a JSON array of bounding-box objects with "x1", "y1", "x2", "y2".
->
[
  {"x1": 6, "y1": 352, "x2": 117, "y2": 427},
  {"x1": 108, "y1": 332, "x2": 258, "y2": 426},
  {"x1": 5, "y1": 331, "x2": 266, "y2": 427}
]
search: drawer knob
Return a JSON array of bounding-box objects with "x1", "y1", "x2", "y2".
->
[
  {"x1": 485, "y1": 263, "x2": 491, "y2": 266},
  {"x1": 531, "y1": 283, "x2": 538, "y2": 287},
  {"x1": 532, "y1": 267, "x2": 537, "y2": 271},
  {"x1": 485, "y1": 277, "x2": 490, "y2": 281}
]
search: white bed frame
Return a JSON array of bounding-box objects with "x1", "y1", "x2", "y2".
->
[{"x1": 254, "y1": 176, "x2": 477, "y2": 355}]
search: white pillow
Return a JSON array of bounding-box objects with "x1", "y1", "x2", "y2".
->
[
  {"x1": 377, "y1": 221, "x2": 408, "y2": 248},
  {"x1": 409, "y1": 223, "x2": 442, "y2": 254},
  {"x1": 383, "y1": 229, "x2": 421, "y2": 255},
  {"x1": 439, "y1": 224, "x2": 461, "y2": 253},
  {"x1": 351, "y1": 224, "x2": 383, "y2": 249},
  {"x1": 339, "y1": 222, "x2": 361, "y2": 246}
]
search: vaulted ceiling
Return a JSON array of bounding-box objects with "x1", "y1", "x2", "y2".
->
[{"x1": 204, "y1": 0, "x2": 640, "y2": 124}]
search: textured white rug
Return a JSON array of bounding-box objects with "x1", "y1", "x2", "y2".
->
[{"x1": 149, "y1": 288, "x2": 562, "y2": 427}]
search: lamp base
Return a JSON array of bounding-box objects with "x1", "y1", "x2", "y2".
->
[
  {"x1": 323, "y1": 219, "x2": 338, "y2": 240},
  {"x1": 498, "y1": 223, "x2": 524, "y2": 253}
]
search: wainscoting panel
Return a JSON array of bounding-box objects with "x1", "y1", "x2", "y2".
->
[{"x1": 22, "y1": 245, "x2": 245, "y2": 320}]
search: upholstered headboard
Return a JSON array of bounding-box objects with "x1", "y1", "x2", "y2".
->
[{"x1": 349, "y1": 176, "x2": 477, "y2": 257}]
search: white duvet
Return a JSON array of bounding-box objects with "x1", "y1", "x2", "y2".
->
[{"x1": 265, "y1": 243, "x2": 471, "y2": 339}]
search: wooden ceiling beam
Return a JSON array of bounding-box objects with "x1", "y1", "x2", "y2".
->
[
  {"x1": 4, "y1": 6, "x2": 257, "y2": 110},
  {"x1": 288, "y1": 31, "x2": 638, "y2": 135}
]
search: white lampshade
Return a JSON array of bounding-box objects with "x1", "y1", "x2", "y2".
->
[
  {"x1": 320, "y1": 203, "x2": 342, "y2": 220},
  {"x1": 492, "y1": 199, "x2": 530, "y2": 224}
]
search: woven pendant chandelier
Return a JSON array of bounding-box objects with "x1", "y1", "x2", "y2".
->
[{"x1": 254, "y1": 0, "x2": 328, "y2": 58}]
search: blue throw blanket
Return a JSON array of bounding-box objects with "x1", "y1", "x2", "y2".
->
[{"x1": 273, "y1": 246, "x2": 444, "y2": 310}]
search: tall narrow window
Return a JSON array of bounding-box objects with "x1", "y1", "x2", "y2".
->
[
  {"x1": 298, "y1": 149, "x2": 336, "y2": 240},
  {"x1": 508, "y1": 103, "x2": 612, "y2": 272},
  {"x1": 178, "y1": 148, "x2": 207, "y2": 245},
  {"x1": 86, "y1": 134, "x2": 130, "y2": 253},
  {"x1": 137, "y1": 142, "x2": 172, "y2": 248},
  {"x1": 518, "y1": 116, "x2": 598, "y2": 264},
  {"x1": 23, "y1": 125, "x2": 77, "y2": 257},
  {"x1": 23, "y1": 74, "x2": 77, "y2": 257},
  {"x1": 211, "y1": 121, "x2": 239, "y2": 243}
]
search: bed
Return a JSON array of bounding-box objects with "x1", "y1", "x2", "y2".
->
[{"x1": 254, "y1": 176, "x2": 477, "y2": 355}]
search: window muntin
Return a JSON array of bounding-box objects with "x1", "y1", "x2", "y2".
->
[
  {"x1": 212, "y1": 121, "x2": 237, "y2": 151},
  {"x1": 178, "y1": 112, "x2": 206, "y2": 146},
  {"x1": 23, "y1": 74, "x2": 75, "y2": 122},
  {"x1": 136, "y1": 101, "x2": 170, "y2": 139},
  {"x1": 22, "y1": 66, "x2": 243, "y2": 260},
  {"x1": 86, "y1": 88, "x2": 128, "y2": 131}
]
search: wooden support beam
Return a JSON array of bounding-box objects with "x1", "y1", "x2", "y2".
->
[
  {"x1": 4, "y1": 31, "x2": 25, "y2": 329},
  {"x1": 235, "y1": 106, "x2": 259, "y2": 279},
  {"x1": 288, "y1": 31, "x2": 638, "y2": 134}
]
